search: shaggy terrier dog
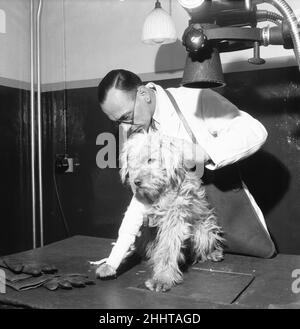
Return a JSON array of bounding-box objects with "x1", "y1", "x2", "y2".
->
[{"x1": 120, "y1": 132, "x2": 224, "y2": 292}]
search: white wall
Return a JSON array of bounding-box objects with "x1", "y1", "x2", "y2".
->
[
  {"x1": 0, "y1": 0, "x2": 30, "y2": 86},
  {"x1": 41, "y1": 0, "x2": 190, "y2": 86}
]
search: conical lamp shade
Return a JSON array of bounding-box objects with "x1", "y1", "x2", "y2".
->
[
  {"x1": 142, "y1": 1, "x2": 177, "y2": 45},
  {"x1": 182, "y1": 46, "x2": 226, "y2": 88}
]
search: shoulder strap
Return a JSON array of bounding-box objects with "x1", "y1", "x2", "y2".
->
[{"x1": 164, "y1": 89, "x2": 197, "y2": 144}]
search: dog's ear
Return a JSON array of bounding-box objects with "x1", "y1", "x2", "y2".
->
[
  {"x1": 119, "y1": 132, "x2": 148, "y2": 184},
  {"x1": 170, "y1": 167, "x2": 186, "y2": 188},
  {"x1": 161, "y1": 138, "x2": 186, "y2": 187},
  {"x1": 119, "y1": 148, "x2": 129, "y2": 183}
]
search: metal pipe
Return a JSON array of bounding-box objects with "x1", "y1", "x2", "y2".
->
[
  {"x1": 30, "y1": 0, "x2": 36, "y2": 249},
  {"x1": 36, "y1": 0, "x2": 44, "y2": 247}
]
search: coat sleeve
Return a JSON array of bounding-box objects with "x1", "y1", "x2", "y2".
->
[
  {"x1": 198, "y1": 89, "x2": 268, "y2": 169},
  {"x1": 106, "y1": 195, "x2": 145, "y2": 269}
]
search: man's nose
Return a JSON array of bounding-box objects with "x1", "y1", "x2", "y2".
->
[{"x1": 134, "y1": 178, "x2": 142, "y2": 187}]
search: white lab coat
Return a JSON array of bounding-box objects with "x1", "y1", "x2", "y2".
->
[{"x1": 106, "y1": 82, "x2": 269, "y2": 269}]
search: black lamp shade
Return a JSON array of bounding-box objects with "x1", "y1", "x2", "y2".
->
[{"x1": 181, "y1": 46, "x2": 225, "y2": 88}]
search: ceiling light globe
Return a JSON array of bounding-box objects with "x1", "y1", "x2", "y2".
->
[{"x1": 142, "y1": 3, "x2": 177, "y2": 45}]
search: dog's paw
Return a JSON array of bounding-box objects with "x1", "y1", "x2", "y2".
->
[
  {"x1": 96, "y1": 263, "x2": 117, "y2": 279},
  {"x1": 145, "y1": 278, "x2": 173, "y2": 292},
  {"x1": 207, "y1": 249, "x2": 224, "y2": 262}
]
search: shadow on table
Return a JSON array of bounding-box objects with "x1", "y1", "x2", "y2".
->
[{"x1": 117, "y1": 253, "x2": 143, "y2": 277}]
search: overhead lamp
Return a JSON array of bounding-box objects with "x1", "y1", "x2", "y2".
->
[
  {"x1": 182, "y1": 23, "x2": 225, "y2": 88},
  {"x1": 142, "y1": 0, "x2": 177, "y2": 45},
  {"x1": 177, "y1": 0, "x2": 300, "y2": 88}
]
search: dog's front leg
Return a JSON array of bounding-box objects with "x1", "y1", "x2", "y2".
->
[{"x1": 145, "y1": 213, "x2": 191, "y2": 292}]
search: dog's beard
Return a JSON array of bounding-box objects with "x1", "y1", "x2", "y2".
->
[
  {"x1": 134, "y1": 174, "x2": 168, "y2": 204},
  {"x1": 135, "y1": 185, "x2": 164, "y2": 204}
]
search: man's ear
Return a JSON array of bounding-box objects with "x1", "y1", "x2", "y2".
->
[{"x1": 137, "y1": 86, "x2": 151, "y2": 103}]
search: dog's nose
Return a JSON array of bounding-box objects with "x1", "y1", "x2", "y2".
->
[{"x1": 134, "y1": 179, "x2": 142, "y2": 187}]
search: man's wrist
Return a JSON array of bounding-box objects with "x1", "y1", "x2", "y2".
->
[
  {"x1": 183, "y1": 141, "x2": 209, "y2": 163},
  {"x1": 200, "y1": 146, "x2": 210, "y2": 164}
]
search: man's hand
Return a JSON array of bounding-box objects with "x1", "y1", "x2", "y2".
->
[
  {"x1": 96, "y1": 263, "x2": 117, "y2": 279},
  {"x1": 183, "y1": 140, "x2": 209, "y2": 167}
]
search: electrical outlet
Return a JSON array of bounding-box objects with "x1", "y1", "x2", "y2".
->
[{"x1": 55, "y1": 154, "x2": 80, "y2": 174}]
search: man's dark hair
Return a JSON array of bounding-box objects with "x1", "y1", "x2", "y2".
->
[{"x1": 97, "y1": 69, "x2": 142, "y2": 105}]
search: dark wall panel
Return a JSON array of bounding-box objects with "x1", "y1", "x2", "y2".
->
[
  {"x1": 42, "y1": 88, "x2": 131, "y2": 246},
  {"x1": 0, "y1": 85, "x2": 32, "y2": 256}
]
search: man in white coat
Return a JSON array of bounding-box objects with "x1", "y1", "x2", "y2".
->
[{"x1": 96, "y1": 69, "x2": 274, "y2": 278}]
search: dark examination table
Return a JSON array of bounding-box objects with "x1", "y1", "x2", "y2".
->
[{"x1": 0, "y1": 235, "x2": 300, "y2": 309}]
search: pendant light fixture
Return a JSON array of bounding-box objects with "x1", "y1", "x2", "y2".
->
[{"x1": 142, "y1": 0, "x2": 177, "y2": 45}]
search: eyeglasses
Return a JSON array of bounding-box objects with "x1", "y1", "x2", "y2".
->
[{"x1": 113, "y1": 90, "x2": 138, "y2": 128}]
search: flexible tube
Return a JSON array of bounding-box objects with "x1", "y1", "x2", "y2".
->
[
  {"x1": 267, "y1": 0, "x2": 300, "y2": 69},
  {"x1": 256, "y1": 10, "x2": 283, "y2": 25}
]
